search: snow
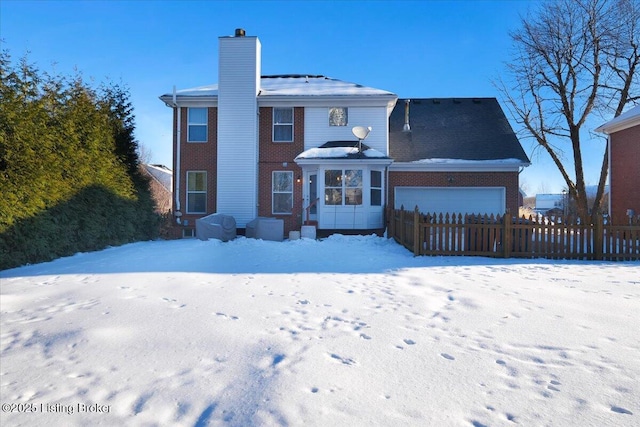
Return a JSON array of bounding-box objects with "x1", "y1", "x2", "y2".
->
[
  {"x1": 1, "y1": 235, "x2": 639, "y2": 426},
  {"x1": 295, "y1": 146, "x2": 387, "y2": 159},
  {"x1": 259, "y1": 76, "x2": 395, "y2": 97},
  {"x1": 412, "y1": 158, "x2": 527, "y2": 165},
  {"x1": 164, "y1": 76, "x2": 396, "y2": 99},
  {"x1": 142, "y1": 164, "x2": 172, "y2": 191}
]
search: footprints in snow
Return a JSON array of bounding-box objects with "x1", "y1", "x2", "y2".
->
[
  {"x1": 329, "y1": 353, "x2": 356, "y2": 366},
  {"x1": 215, "y1": 312, "x2": 239, "y2": 320}
]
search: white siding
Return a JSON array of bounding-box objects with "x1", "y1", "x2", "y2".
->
[
  {"x1": 304, "y1": 107, "x2": 389, "y2": 153},
  {"x1": 217, "y1": 36, "x2": 261, "y2": 226}
]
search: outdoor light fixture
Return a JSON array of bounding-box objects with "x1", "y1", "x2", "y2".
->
[{"x1": 296, "y1": 175, "x2": 301, "y2": 183}]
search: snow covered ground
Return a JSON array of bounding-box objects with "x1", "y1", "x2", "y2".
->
[{"x1": 1, "y1": 235, "x2": 638, "y2": 427}]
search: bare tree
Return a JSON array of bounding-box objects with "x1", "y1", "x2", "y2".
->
[{"x1": 499, "y1": 0, "x2": 639, "y2": 221}]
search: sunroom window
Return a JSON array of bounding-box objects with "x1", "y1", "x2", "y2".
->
[
  {"x1": 371, "y1": 170, "x2": 382, "y2": 206},
  {"x1": 324, "y1": 169, "x2": 362, "y2": 205}
]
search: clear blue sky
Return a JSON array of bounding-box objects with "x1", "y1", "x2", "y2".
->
[{"x1": 0, "y1": 0, "x2": 613, "y2": 195}]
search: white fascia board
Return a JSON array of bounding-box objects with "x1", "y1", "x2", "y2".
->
[
  {"x1": 159, "y1": 95, "x2": 218, "y2": 108},
  {"x1": 389, "y1": 161, "x2": 527, "y2": 172},
  {"x1": 595, "y1": 105, "x2": 640, "y2": 134},
  {"x1": 295, "y1": 158, "x2": 393, "y2": 167}
]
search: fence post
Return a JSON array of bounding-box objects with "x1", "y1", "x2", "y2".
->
[
  {"x1": 503, "y1": 211, "x2": 511, "y2": 258},
  {"x1": 400, "y1": 206, "x2": 405, "y2": 247},
  {"x1": 594, "y1": 213, "x2": 604, "y2": 260},
  {"x1": 414, "y1": 206, "x2": 420, "y2": 256},
  {"x1": 387, "y1": 207, "x2": 394, "y2": 239}
]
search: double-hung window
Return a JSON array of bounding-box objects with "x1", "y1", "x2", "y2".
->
[
  {"x1": 325, "y1": 169, "x2": 362, "y2": 205},
  {"x1": 188, "y1": 108, "x2": 207, "y2": 142},
  {"x1": 370, "y1": 170, "x2": 382, "y2": 206},
  {"x1": 186, "y1": 171, "x2": 207, "y2": 213},
  {"x1": 329, "y1": 107, "x2": 348, "y2": 126},
  {"x1": 272, "y1": 171, "x2": 293, "y2": 214},
  {"x1": 273, "y1": 108, "x2": 293, "y2": 142}
]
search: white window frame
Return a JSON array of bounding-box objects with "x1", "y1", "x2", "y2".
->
[
  {"x1": 272, "y1": 171, "x2": 294, "y2": 214},
  {"x1": 273, "y1": 107, "x2": 294, "y2": 142},
  {"x1": 329, "y1": 107, "x2": 348, "y2": 126},
  {"x1": 186, "y1": 171, "x2": 207, "y2": 214},
  {"x1": 187, "y1": 108, "x2": 208, "y2": 142},
  {"x1": 370, "y1": 170, "x2": 382, "y2": 206}
]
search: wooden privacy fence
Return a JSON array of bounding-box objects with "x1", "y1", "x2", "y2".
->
[{"x1": 387, "y1": 206, "x2": 640, "y2": 261}]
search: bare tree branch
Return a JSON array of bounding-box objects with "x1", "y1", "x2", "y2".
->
[{"x1": 498, "y1": 0, "x2": 639, "y2": 221}]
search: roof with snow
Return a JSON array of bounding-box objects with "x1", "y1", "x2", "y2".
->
[
  {"x1": 160, "y1": 75, "x2": 396, "y2": 100},
  {"x1": 295, "y1": 141, "x2": 390, "y2": 160},
  {"x1": 389, "y1": 98, "x2": 530, "y2": 164},
  {"x1": 142, "y1": 164, "x2": 172, "y2": 191},
  {"x1": 595, "y1": 104, "x2": 640, "y2": 134}
]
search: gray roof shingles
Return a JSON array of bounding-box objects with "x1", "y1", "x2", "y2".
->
[{"x1": 389, "y1": 98, "x2": 530, "y2": 163}]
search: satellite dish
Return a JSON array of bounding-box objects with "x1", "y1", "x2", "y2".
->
[{"x1": 351, "y1": 126, "x2": 372, "y2": 140}]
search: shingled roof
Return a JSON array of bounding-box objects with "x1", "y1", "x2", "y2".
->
[{"x1": 389, "y1": 98, "x2": 530, "y2": 164}]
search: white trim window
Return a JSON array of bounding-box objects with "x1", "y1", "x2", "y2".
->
[
  {"x1": 329, "y1": 107, "x2": 348, "y2": 126},
  {"x1": 325, "y1": 169, "x2": 362, "y2": 205},
  {"x1": 370, "y1": 170, "x2": 382, "y2": 206},
  {"x1": 186, "y1": 171, "x2": 207, "y2": 213},
  {"x1": 187, "y1": 108, "x2": 207, "y2": 142},
  {"x1": 272, "y1": 171, "x2": 293, "y2": 214},
  {"x1": 273, "y1": 108, "x2": 293, "y2": 142}
]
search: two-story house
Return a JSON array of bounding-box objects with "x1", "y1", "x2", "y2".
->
[{"x1": 160, "y1": 29, "x2": 530, "y2": 238}]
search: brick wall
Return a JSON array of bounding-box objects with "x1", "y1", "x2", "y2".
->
[
  {"x1": 258, "y1": 107, "x2": 305, "y2": 234},
  {"x1": 388, "y1": 171, "x2": 521, "y2": 215},
  {"x1": 610, "y1": 125, "x2": 640, "y2": 225},
  {"x1": 172, "y1": 107, "x2": 218, "y2": 234}
]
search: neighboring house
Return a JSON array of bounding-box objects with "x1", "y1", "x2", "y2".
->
[
  {"x1": 595, "y1": 105, "x2": 640, "y2": 225},
  {"x1": 141, "y1": 164, "x2": 172, "y2": 213},
  {"x1": 159, "y1": 29, "x2": 530, "y2": 237},
  {"x1": 535, "y1": 193, "x2": 565, "y2": 215}
]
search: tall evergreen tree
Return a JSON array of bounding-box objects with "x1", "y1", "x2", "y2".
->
[{"x1": 0, "y1": 51, "x2": 159, "y2": 270}]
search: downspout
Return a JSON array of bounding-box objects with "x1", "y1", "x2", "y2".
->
[
  {"x1": 385, "y1": 165, "x2": 390, "y2": 236},
  {"x1": 173, "y1": 86, "x2": 182, "y2": 218},
  {"x1": 607, "y1": 133, "x2": 611, "y2": 220}
]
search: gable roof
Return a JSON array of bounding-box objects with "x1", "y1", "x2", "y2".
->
[
  {"x1": 142, "y1": 164, "x2": 172, "y2": 192},
  {"x1": 160, "y1": 75, "x2": 396, "y2": 103},
  {"x1": 389, "y1": 98, "x2": 530, "y2": 165},
  {"x1": 595, "y1": 104, "x2": 640, "y2": 134}
]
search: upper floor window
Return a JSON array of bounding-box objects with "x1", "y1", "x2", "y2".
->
[
  {"x1": 188, "y1": 108, "x2": 207, "y2": 142},
  {"x1": 329, "y1": 107, "x2": 348, "y2": 126},
  {"x1": 273, "y1": 108, "x2": 293, "y2": 142}
]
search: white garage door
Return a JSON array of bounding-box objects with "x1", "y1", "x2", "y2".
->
[{"x1": 395, "y1": 187, "x2": 505, "y2": 215}]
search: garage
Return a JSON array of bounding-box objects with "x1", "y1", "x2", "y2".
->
[{"x1": 394, "y1": 187, "x2": 505, "y2": 216}]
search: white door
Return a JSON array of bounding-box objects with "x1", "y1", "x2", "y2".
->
[
  {"x1": 303, "y1": 171, "x2": 318, "y2": 223},
  {"x1": 395, "y1": 187, "x2": 505, "y2": 215}
]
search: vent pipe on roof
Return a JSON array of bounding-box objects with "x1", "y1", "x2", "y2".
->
[
  {"x1": 235, "y1": 28, "x2": 246, "y2": 37},
  {"x1": 403, "y1": 99, "x2": 411, "y2": 132}
]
